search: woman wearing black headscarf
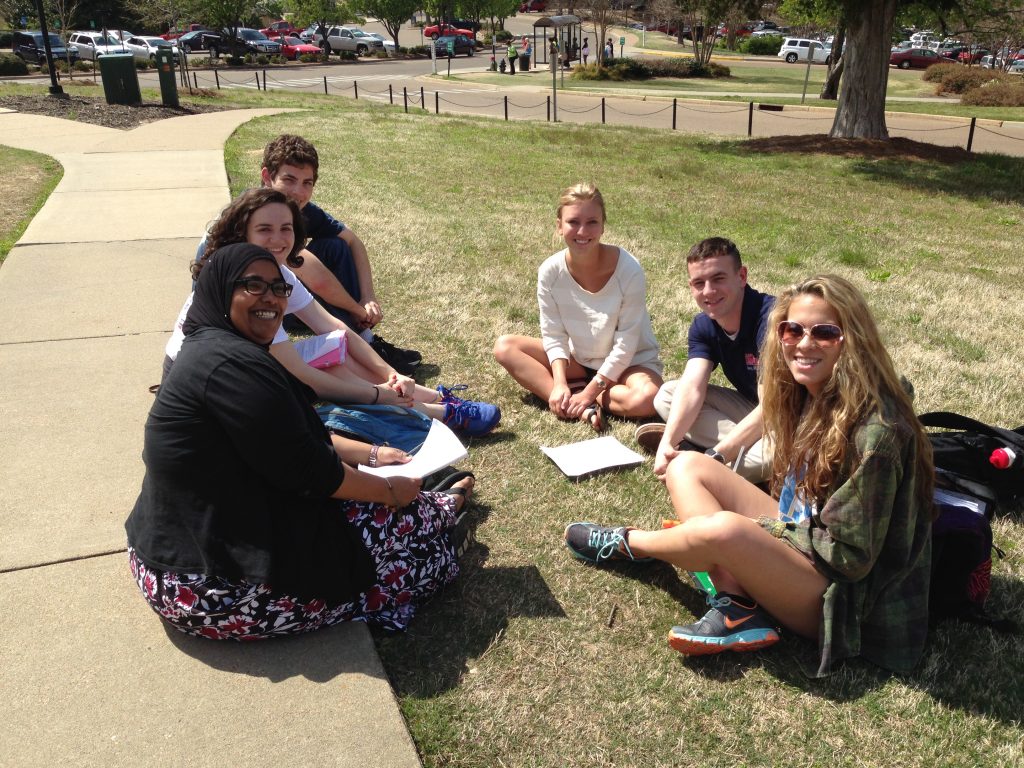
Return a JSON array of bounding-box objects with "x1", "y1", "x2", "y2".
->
[{"x1": 126, "y1": 243, "x2": 474, "y2": 639}]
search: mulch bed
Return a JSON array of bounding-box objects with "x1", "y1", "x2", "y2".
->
[
  {"x1": 744, "y1": 134, "x2": 975, "y2": 164},
  {"x1": 0, "y1": 91, "x2": 227, "y2": 130}
]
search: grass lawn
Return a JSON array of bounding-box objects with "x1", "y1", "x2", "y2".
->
[
  {"x1": 216, "y1": 97, "x2": 1024, "y2": 767},
  {"x1": 0, "y1": 145, "x2": 62, "y2": 263}
]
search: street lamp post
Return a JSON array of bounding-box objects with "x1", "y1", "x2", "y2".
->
[{"x1": 33, "y1": 0, "x2": 65, "y2": 96}]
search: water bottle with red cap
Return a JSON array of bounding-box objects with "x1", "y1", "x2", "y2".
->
[{"x1": 989, "y1": 446, "x2": 1018, "y2": 470}]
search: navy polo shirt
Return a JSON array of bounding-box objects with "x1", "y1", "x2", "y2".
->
[
  {"x1": 302, "y1": 201, "x2": 346, "y2": 240},
  {"x1": 686, "y1": 285, "x2": 774, "y2": 404}
]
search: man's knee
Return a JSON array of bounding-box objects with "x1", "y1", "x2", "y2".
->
[{"x1": 653, "y1": 378, "x2": 676, "y2": 421}]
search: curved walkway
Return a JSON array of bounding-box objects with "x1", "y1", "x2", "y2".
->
[{"x1": 0, "y1": 108, "x2": 421, "y2": 768}]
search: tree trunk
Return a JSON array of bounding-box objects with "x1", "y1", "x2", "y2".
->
[
  {"x1": 829, "y1": 0, "x2": 896, "y2": 139},
  {"x1": 820, "y1": 25, "x2": 845, "y2": 100}
]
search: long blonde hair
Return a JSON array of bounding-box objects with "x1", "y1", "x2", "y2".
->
[{"x1": 761, "y1": 275, "x2": 933, "y2": 505}]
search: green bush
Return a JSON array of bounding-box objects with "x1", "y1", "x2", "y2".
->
[
  {"x1": 407, "y1": 45, "x2": 430, "y2": 57},
  {"x1": 134, "y1": 58, "x2": 150, "y2": 70},
  {"x1": 572, "y1": 56, "x2": 731, "y2": 82},
  {"x1": 0, "y1": 52, "x2": 28, "y2": 75},
  {"x1": 339, "y1": 50, "x2": 356, "y2": 60},
  {"x1": 226, "y1": 55, "x2": 245, "y2": 66},
  {"x1": 740, "y1": 34, "x2": 782, "y2": 56},
  {"x1": 932, "y1": 63, "x2": 1006, "y2": 94},
  {"x1": 269, "y1": 54, "x2": 286, "y2": 65},
  {"x1": 0, "y1": 31, "x2": 14, "y2": 48},
  {"x1": 484, "y1": 29, "x2": 513, "y2": 45},
  {"x1": 961, "y1": 78, "x2": 1024, "y2": 106},
  {"x1": 255, "y1": 54, "x2": 270, "y2": 65},
  {"x1": 374, "y1": 49, "x2": 388, "y2": 58},
  {"x1": 298, "y1": 52, "x2": 319, "y2": 63}
]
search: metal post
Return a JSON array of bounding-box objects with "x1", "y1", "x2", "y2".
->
[
  {"x1": 420, "y1": 86, "x2": 425, "y2": 109},
  {"x1": 255, "y1": 72, "x2": 260, "y2": 90},
  {"x1": 435, "y1": 91, "x2": 439, "y2": 114},
  {"x1": 504, "y1": 95, "x2": 508, "y2": 120},
  {"x1": 192, "y1": 71, "x2": 198, "y2": 89},
  {"x1": 748, "y1": 101, "x2": 753, "y2": 136},
  {"x1": 389, "y1": 83, "x2": 393, "y2": 104},
  {"x1": 403, "y1": 86, "x2": 408, "y2": 113},
  {"x1": 262, "y1": 68, "x2": 267, "y2": 90},
  {"x1": 215, "y1": 69, "x2": 220, "y2": 89},
  {"x1": 547, "y1": 95, "x2": 550, "y2": 122},
  {"x1": 672, "y1": 98, "x2": 677, "y2": 130},
  {"x1": 966, "y1": 117, "x2": 976, "y2": 152},
  {"x1": 323, "y1": 76, "x2": 328, "y2": 94},
  {"x1": 801, "y1": 43, "x2": 816, "y2": 104},
  {"x1": 601, "y1": 97, "x2": 605, "y2": 124},
  {"x1": 353, "y1": 80, "x2": 358, "y2": 99}
]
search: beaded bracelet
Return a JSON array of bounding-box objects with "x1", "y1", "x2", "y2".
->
[{"x1": 368, "y1": 444, "x2": 380, "y2": 468}]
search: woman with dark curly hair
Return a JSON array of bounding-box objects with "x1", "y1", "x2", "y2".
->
[
  {"x1": 128, "y1": 242, "x2": 476, "y2": 639},
  {"x1": 563, "y1": 274, "x2": 934, "y2": 676}
]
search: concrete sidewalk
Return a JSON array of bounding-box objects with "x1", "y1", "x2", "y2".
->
[{"x1": 0, "y1": 107, "x2": 421, "y2": 767}]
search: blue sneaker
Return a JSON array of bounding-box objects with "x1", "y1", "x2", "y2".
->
[
  {"x1": 563, "y1": 522, "x2": 653, "y2": 564},
  {"x1": 439, "y1": 385, "x2": 500, "y2": 437},
  {"x1": 668, "y1": 592, "x2": 780, "y2": 656}
]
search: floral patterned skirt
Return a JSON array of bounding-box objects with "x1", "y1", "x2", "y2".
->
[{"x1": 128, "y1": 492, "x2": 460, "y2": 640}]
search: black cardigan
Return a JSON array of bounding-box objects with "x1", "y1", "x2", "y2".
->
[{"x1": 126, "y1": 327, "x2": 375, "y2": 604}]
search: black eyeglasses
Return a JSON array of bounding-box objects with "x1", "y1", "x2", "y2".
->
[
  {"x1": 233, "y1": 277, "x2": 293, "y2": 298},
  {"x1": 777, "y1": 321, "x2": 844, "y2": 346}
]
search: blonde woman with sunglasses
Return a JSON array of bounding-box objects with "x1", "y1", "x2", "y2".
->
[{"x1": 563, "y1": 274, "x2": 934, "y2": 676}]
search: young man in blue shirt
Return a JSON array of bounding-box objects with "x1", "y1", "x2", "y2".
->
[
  {"x1": 261, "y1": 134, "x2": 421, "y2": 374},
  {"x1": 637, "y1": 237, "x2": 773, "y2": 483}
]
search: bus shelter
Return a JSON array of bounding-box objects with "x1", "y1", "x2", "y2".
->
[{"x1": 530, "y1": 15, "x2": 582, "y2": 66}]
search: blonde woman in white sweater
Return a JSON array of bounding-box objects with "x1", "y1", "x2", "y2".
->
[{"x1": 494, "y1": 183, "x2": 663, "y2": 430}]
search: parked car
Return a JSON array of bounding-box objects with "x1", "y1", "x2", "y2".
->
[
  {"x1": 1009, "y1": 59, "x2": 1024, "y2": 74},
  {"x1": 519, "y1": 0, "x2": 548, "y2": 11},
  {"x1": 889, "y1": 47, "x2": 941, "y2": 69},
  {"x1": 313, "y1": 26, "x2": 384, "y2": 55},
  {"x1": 273, "y1": 35, "x2": 322, "y2": 60},
  {"x1": 298, "y1": 25, "x2": 321, "y2": 42},
  {"x1": 750, "y1": 29, "x2": 783, "y2": 38},
  {"x1": 12, "y1": 30, "x2": 79, "y2": 64},
  {"x1": 162, "y1": 24, "x2": 209, "y2": 41},
  {"x1": 939, "y1": 46, "x2": 968, "y2": 60},
  {"x1": 958, "y1": 46, "x2": 989, "y2": 64},
  {"x1": 107, "y1": 29, "x2": 135, "y2": 43},
  {"x1": 365, "y1": 32, "x2": 396, "y2": 55},
  {"x1": 210, "y1": 28, "x2": 282, "y2": 57},
  {"x1": 777, "y1": 38, "x2": 831, "y2": 64},
  {"x1": 124, "y1": 35, "x2": 178, "y2": 63},
  {"x1": 433, "y1": 34, "x2": 476, "y2": 57},
  {"x1": 67, "y1": 31, "x2": 127, "y2": 60},
  {"x1": 423, "y1": 23, "x2": 475, "y2": 40},
  {"x1": 177, "y1": 30, "x2": 214, "y2": 53},
  {"x1": 260, "y1": 20, "x2": 299, "y2": 37}
]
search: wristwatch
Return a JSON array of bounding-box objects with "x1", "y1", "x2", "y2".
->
[
  {"x1": 594, "y1": 376, "x2": 608, "y2": 390},
  {"x1": 705, "y1": 448, "x2": 726, "y2": 464}
]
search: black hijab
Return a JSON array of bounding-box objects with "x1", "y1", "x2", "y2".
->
[{"x1": 182, "y1": 242, "x2": 283, "y2": 347}]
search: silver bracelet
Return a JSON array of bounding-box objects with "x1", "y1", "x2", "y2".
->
[{"x1": 368, "y1": 445, "x2": 380, "y2": 468}]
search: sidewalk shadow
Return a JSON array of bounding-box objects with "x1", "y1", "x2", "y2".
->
[
  {"x1": 376, "y1": 543, "x2": 567, "y2": 699},
  {"x1": 163, "y1": 615, "x2": 387, "y2": 684}
]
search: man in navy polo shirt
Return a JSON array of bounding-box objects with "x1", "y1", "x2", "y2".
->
[{"x1": 636, "y1": 237, "x2": 773, "y2": 483}]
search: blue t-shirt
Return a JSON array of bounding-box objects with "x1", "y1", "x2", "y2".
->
[
  {"x1": 302, "y1": 201, "x2": 346, "y2": 240},
  {"x1": 778, "y1": 471, "x2": 814, "y2": 523},
  {"x1": 686, "y1": 285, "x2": 774, "y2": 404}
]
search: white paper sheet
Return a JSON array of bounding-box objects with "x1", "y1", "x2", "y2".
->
[
  {"x1": 540, "y1": 435, "x2": 644, "y2": 478},
  {"x1": 358, "y1": 418, "x2": 467, "y2": 479}
]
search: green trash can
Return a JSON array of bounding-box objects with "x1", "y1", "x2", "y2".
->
[
  {"x1": 154, "y1": 48, "x2": 179, "y2": 107},
  {"x1": 98, "y1": 54, "x2": 141, "y2": 105}
]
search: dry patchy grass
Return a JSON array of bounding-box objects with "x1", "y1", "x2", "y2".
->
[
  {"x1": 0, "y1": 145, "x2": 61, "y2": 262},
  {"x1": 223, "y1": 101, "x2": 1024, "y2": 768}
]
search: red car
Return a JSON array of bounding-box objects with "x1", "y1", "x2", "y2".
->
[
  {"x1": 958, "y1": 47, "x2": 989, "y2": 64},
  {"x1": 889, "y1": 47, "x2": 941, "y2": 69},
  {"x1": 162, "y1": 23, "x2": 208, "y2": 41},
  {"x1": 272, "y1": 34, "x2": 321, "y2": 60},
  {"x1": 424, "y1": 23, "x2": 474, "y2": 40},
  {"x1": 519, "y1": 0, "x2": 548, "y2": 11},
  {"x1": 261, "y1": 20, "x2": 299, "y2": 37}
]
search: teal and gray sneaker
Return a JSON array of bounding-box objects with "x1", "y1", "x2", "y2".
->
[
  {"x1": 563, "y1": 522, "x2": 653, "y2": 565},
  {"x1": 668, "y1": 592, "x2": 780, "y2": 656}
]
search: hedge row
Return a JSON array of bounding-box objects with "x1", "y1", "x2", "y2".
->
[{"x1": 572, "y1": 56, "x2": 730, "y2": 81}]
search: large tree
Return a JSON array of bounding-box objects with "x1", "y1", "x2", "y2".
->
[
  {"x1": 355, "y1": 0, "x2": 417, "y2": 44},
  {"x1": 288, "y1": 0, "x2": 358, "y2": 46}
]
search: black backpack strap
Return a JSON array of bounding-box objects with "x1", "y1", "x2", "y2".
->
[{"x1": 919, "y1": 411, "x2": 1024, "y2": 452}]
